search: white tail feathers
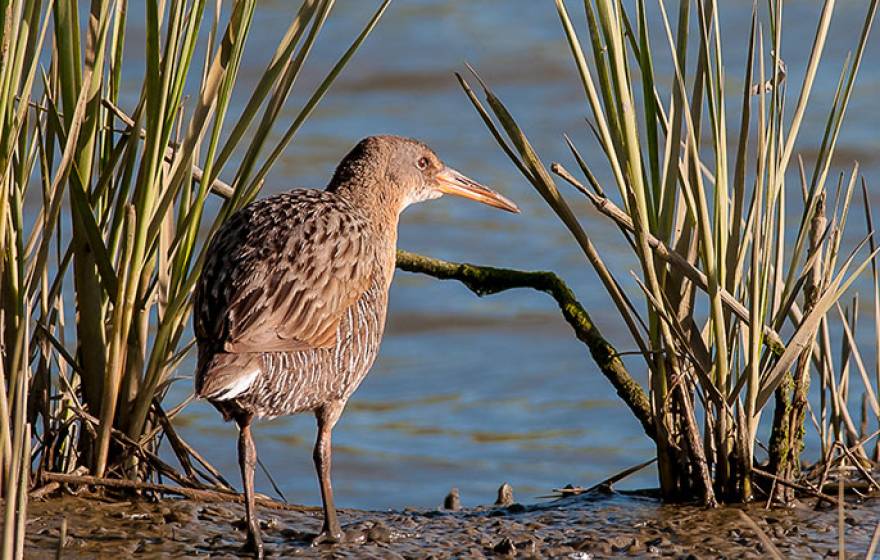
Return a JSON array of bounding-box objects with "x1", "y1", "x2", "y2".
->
[{"x1": 200, "y1": 367, "x2": 260, "y2": 401}]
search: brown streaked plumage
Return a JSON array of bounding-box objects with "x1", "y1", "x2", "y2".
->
[{"x1": 195, "y1": 135, "x2": 518, "y2": 556}]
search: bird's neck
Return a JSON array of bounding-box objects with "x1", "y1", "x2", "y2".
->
[
  {"x1": 327, "y1": 181, "x2": 401, "y2": 283},
  {"x1": 328, "y1": 179, "x2": 405, "y2": 232}
]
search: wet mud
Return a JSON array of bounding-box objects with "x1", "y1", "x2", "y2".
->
[{"x1": 25, "y1": 490, "x2": 880, "y2": 558}]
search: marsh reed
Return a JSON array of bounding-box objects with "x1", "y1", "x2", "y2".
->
[
  {"x1": 0, "y1": 1, "x2": 389, "y2": 556},
  {"x1": 458, "y1": 0, "x2": 880, "y2": 503}
]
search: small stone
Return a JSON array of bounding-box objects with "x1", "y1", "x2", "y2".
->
[
  {"x1": 367, "y1": 522, "x2": 392, "y2": 543},
  {"x1": 493, "y1": 537, "x2": 516, "y2": 556},
  {"x1": 444, "y1": 488, "x2": 461, "y2": 511},
  {"x1": 495, "y1": 483, "x2": 514, "y2": 506}
]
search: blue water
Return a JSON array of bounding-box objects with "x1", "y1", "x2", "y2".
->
[{"x1": 146, "y1": 1, "x2": 880, "y2": 510}]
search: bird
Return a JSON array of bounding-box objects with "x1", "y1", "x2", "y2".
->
[{"x1": 194, "y1": 135, "x2": 519, "y2": 556}]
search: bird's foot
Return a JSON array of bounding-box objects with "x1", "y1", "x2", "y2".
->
[
  {"x1": 310, "y1": 527, "x2": 345, "y2": 546},
  {"x1": 242, "y1": 531, "x2": 265, "y2": 559}
]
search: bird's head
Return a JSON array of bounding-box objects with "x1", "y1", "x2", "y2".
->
[{"x1": 328, "y1": 135, "x2": 519, "y2": 218}]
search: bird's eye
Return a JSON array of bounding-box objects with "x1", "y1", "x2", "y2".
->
[{"x1": 417, "y1": 157, "x2": 430, "y2": 171}]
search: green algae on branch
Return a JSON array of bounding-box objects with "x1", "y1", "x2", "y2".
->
[{"x1": 395, "y1": 249, "x2": 655, "y2": 441}]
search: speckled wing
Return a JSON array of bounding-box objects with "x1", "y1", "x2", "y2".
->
[{"x1": 195, "y1": 190, "x2": 373, "y2": 354}]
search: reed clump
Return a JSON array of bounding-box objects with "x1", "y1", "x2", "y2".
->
[
  {"x1": 0, "y1": 1, "x2": 389, "y2": 557},
  {"x1": 455, "y1": 0, "x2": 880, "y2": 504}
]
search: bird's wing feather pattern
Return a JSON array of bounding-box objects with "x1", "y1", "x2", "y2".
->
[{"x1": 195, "y1": 190, "x2": 373, "y2": 353}]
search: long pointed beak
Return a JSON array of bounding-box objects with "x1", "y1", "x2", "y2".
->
[{"x1": 434, "y1": 167, "x2": 520, "y2": 213}]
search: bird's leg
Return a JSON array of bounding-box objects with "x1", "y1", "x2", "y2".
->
[
  {"x1": 311, "y1": 403, "x2": 345, "y2": 545},
  {"x1": 237, "y1": 414, "x2": 264, "y2": 558}
]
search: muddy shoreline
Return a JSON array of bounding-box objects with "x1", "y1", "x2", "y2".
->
[{"x1": 25, "y1": 490, "x2": 879, "y2": 558}]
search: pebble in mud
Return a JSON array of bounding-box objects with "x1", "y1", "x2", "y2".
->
[
  {"x1": 495, "y1": 483, "x2": 514, "y2": 506},
  {"x1": 443, "y1": 487, "x2": 461, "y2": 511},
  {"x1": 367, "y1": 521, "x2": 393, "y2": 543}
]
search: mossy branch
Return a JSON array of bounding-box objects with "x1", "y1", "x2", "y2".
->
[{"x1": 396, "y1": 249, "x2": 655, "y2": 441}]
